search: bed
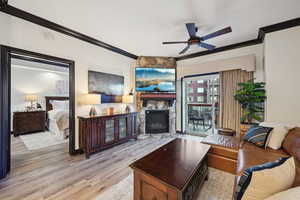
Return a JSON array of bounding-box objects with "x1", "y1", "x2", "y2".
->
[{"x1": 45, "y1": 96, "x2": 69, "y2": 140}]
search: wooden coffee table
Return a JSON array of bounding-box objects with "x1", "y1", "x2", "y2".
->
[{"x1": 130, "y1": 138, "x2": 211, "y2": 200}]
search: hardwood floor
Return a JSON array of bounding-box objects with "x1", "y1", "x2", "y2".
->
[{"x1": 0, "y1": 136, "x2": 174, "y2": 200}]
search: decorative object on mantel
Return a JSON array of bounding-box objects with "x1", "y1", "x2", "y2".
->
[
  {"x1": 81, "y1": 94, "x2": 101, "y2": 117},
  {"x1": 88, "y1": 70, "x2": 124, "y2": 103},
  {"x1": 123, "y1": 95, "x2": 134, "y2": 113},
  {"x1": 25, "y1": 94, "x2": 38, "y2": 110},
  {"x1": 234, "y1": 79, "x2": 266, "y2": 124},
  {"x1": 107, "y1": 107, "x2": 114, "y2": 115}
]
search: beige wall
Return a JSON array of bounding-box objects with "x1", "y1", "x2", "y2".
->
[
  {"x1": 176, "y1": 44, "x2": 264, "y2": 131},
  {"x1": 0, "y1": 13, "x2": 135, "y2": 149},
  {"x1": 264, "y1": 26, "x2": 300, "y2": 124},
  {"x1": 177, "y1": 54, "x2": 256, "y2": 78}
]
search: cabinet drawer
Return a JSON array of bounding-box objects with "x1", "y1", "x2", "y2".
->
[{"x1": 13, "y1": 111, "x2": 46, "y2": 135}]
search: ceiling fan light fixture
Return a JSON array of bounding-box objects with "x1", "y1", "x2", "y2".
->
[{"x1": 162, "y1": 23, "x2": 232, "y2": 54}]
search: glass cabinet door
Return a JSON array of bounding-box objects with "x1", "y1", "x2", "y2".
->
[
  {"x1": 105, "y1": 119, "x2": 115, "y2": 143},
  {"x1": 119, "y1": 117, "x2": 127, "y2": 140}
]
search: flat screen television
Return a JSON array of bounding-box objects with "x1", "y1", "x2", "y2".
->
[{"x1": 135, "y1": 68, "x2": 176, "y2": 92}]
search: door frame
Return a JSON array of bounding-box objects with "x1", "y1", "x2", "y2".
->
[
  {"x1": 181, "y1": 72, "x2": 219, "y2": 135},
  {"x1": 0, "y1": 45, "x2": 76, "y2": 179}
]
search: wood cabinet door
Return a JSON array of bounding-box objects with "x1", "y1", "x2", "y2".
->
[
  {"x1": 90, "y1": 118, "x2": 102, "y2": 149},
  {"x1": 118, "y1": 116, "x2": 128, "y2": 141},
  {"x1": 102, "y1": 117, "x2": 116, "y2": 146},
  {"x1": 130, "y1": 114, "x2": 138, "y2": 137}
]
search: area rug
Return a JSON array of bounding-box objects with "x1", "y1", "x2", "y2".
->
[
  {"x1": 95, "y1": 168, "x2": 235, "y2": 200},
  {"x1": 20, "y1": 131, "x2": 68, "y2": 150}
]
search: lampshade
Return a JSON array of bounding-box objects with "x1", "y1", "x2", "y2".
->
[
  {"x1": 122, "y1": 95, "x2": 134, "y2": 104},
  {"x1": 81, "y1": 94, "x2": 101, "y2": 105},
  {"x1": 25, "y1": 94, "x2": 38, "y2": 102}
]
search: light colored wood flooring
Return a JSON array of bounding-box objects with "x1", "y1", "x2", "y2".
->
[{"x1": 0, "y1": 136, "x2": 173, "y2": 200}]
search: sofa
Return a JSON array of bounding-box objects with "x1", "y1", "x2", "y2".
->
[
  {"x1": 236, "y1": 127, "x2": 300, "y2": 188},
  {"x1": 202, "y1": 127, "x2": 300, "y2": 198}
]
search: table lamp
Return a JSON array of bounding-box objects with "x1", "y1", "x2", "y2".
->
[
  {"x1": 81, "y1": 94, "x2": 101, "y2": 116},
  {"x1": 25, "y1": 94, "x2": 38, "y2": 110},
  {"x1": 123, "y1": 95, "x2": 134, "y2": 113}
]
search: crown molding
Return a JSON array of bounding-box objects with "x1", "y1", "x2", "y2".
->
[
  {"x1": 0, "y1": 4, "x2": 138, "y2": 60},
  {"x1": 1, "y1": 2, "x2": 299, "y2": 61},
  {"x1": 176, "y1": 39, "x2": 261, "y2": 61},
  {"x1": 258, "y1": 17, "x2": 300, "y2": 41},
  {"x1": 0, "y1": 0, "x2": 7, "y2": 8},
  {"x1": 177, "y1": 17, "x2": 300, "y2": 61}
]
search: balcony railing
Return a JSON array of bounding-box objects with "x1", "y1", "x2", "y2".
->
[{"x1": 187, "y1": 103, "x2": 219, "y2": 134}]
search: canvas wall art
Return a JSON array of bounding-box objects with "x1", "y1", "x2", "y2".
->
[
  {"x1": 88, "y1": 71, "x2": 124, "y2": 103},
  {"x1": 135, "y1": 68, "x2": 176, "y2": 92}
]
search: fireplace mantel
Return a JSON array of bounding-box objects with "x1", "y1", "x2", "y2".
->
[{"x1": 140, "y1": 93, "x2": 176, "y2": 107}]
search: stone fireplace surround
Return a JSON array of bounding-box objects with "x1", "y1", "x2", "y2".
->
[
  {"x1": 138, "y1": 100, "x2": 176, "y2": 139},
  {"x1": 135, "y1": 56, "x2": 177, "y2": 139}
]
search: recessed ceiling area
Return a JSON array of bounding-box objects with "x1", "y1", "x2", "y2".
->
[{"x1": 9, "y1": 0, "x2": 300, "y2": 57}]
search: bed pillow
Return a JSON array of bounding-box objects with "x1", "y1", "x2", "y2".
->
[
  {"x1": 52, "y1": 100, "x2": 69, "y2": 110},
  {"x1": 259, "y1": 122, "x2": 290, "y2": 150},
  {"x1": 234, "y1": 157, "x2": 296, "y2": 200},
  {"x1": 243, "y1": 126, "x2": 273, "y2": 148},
  {"x1": 264, "y1": 186, "x2": 300, "y2": 200}
]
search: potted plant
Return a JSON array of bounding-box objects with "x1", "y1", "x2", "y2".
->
[{"x1": 234, "y1": 79, "x2": 266, "y2": 124}]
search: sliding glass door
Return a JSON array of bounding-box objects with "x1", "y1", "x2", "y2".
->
[{"x1": 182, "y1": 73, "x2": 219, "y2": 136}]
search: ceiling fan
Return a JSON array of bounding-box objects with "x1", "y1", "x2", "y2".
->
[{"x1": 162, "y1": 23, "x2": 232, "y2": 54}]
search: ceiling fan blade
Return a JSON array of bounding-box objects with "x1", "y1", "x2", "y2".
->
[
  {"x1": 198, "y1": 42, "x2": 216, "y2": 50},
  {"x1": 179, "y1": 45, "x2": 190, "y2": 54},
  {"x1": 201, "y1": 26, "x2": 232, "y2": 41},
  {"x1": 162, "y1": 41, "x2": 189, "y2": 45},
  {"x1": 186, "y1": 23, "x2": 197, "y2": 38}
]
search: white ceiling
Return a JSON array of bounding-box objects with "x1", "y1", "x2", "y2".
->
[{"x1": 9, "y1": 0, "x2": 300, "y2": 57}]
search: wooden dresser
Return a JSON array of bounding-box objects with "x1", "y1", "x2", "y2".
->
[
  {"x1": 13, "y1": 110, "x2": 46, "y2": 137},
  {"x1": 78, "y1": 112, "x2": 138, "y2": 158}
]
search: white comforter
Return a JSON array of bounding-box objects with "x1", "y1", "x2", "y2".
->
[{"x1": 48, "y1": 109, "x2": 69, "y2": 131}]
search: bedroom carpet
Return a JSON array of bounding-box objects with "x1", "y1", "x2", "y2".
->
[
  {"x1": 20, "y1": 131, "x2": 68, "y2": 150},
  {"x1": 95, "y1": 168, "x2": 235, "y2": 200}
]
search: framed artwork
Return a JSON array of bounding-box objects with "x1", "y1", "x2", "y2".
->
[{"x1": 88, "y1": 71, "x2": 124, "y2": 103}]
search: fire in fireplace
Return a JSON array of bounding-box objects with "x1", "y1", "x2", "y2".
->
[{"x1": 145, "y1": 110, "x2": 169, "y2": 134}]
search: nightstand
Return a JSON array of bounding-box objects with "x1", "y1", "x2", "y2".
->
[{"x1": 13, "y1": 110, "x2": 46, "y2": 137}]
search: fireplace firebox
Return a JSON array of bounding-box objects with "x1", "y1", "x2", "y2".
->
[{"x1": 145, "y1": 110, "x2": 169, "y2": 134}]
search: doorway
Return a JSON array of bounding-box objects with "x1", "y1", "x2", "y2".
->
[
  {"x1": 182, "y1": 73, "x2": 219, "y2": 136},
  {"x1": 0, "y1": 46, "x2": 75, "y2": 179}
]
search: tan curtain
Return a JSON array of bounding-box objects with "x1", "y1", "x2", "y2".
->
[{"x1": 219, "y1": 69, "x2": 253, "y2": 136}]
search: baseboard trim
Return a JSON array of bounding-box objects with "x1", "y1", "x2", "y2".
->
[{"x1": 71, "y1": 149, "x2": 84, "y2": 155}]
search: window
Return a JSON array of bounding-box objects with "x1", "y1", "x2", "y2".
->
[
  {"x1": 197, "y1": 88, "x2": 204, "y2": 93},
  {"x1": 197, "y1": 80, "x2": 204, "y2": 84},
  {"x1": 197, "y1": 96, "x2": 204, "y2": 103},
  {"x1": 188, "y1": 97, "x2": 194, "y2": 102},
  {"x1": 188, "y1": 88, "x2": 194, "y2": 93}
]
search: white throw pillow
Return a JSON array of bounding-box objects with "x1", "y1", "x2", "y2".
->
[
  {"x1": 241, "y1": 157, "x2": 295, "y2": 200},
  {"x1": 259, "y1": 122, "x2": 290, "y2": 150},
  {"x1": 264, "y1": 186, "x2": 300, "y2": 200}
]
